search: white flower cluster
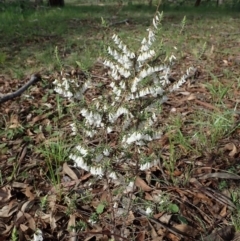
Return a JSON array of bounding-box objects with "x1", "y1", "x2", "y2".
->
[
  {"x1": 169, "y1": 66, "x2": 196, "y2": 92},
  {"x1": 69, "y1": 145, "x2": 117, "y2": 179},
  {"x1": 138, "y1": 12, "x2": 162, "y2": 65},
  {"x1": 53, "y1": 78, "x2": 73, "y2": 99},
  {"x1": 104, "y1": 34, "x2": 135, "y2": 80},
  {"x1": 108, "y1": 107, "x2": 133, "y2": 123},
  {"x1": 80, "y1": 108, "x2": 103, "y2": 127},
  {"x1": 53, "y1": 78, "x2": 91, "y2": 101},
  {"x1": 122, "y1": 131, "x2": 162, "y2": 146},
  {"x1": 140, "y1": 158, "x2": 159, "y2": 171},
  {"x1": 32, "y1": 229, "x2": 43, "y2": 241}
]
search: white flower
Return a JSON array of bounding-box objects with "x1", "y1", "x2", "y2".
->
[
  {"x1": 109, "y1": 172, "x2": 117, "y2": 180},
  {"x1": 137, "y1": 50, "x2": 155, "y2": 63},
  {"x1": 90, "y1": 166, "x2": 104, "y2": 177},
  {"x1": 70, "y1": 123, "x2": 77, "y2": 136},
  {"x1": 131, "y1": 77, "x2": 140, "y2": 93},
  {"x1": 62, "y1": 78, "x2": 70, "y2": 88},
  {"x1": 141, "y1": 37, "x2": 147, "y2": 46},
  {"x1": 146, "y1": 207, "x2": 152, "y2": 215},
  {"x1": 153, "y1": 18, "x2": 157, "y2": 29},
  {"x1": 88, "y1": 217, "x2": 97, "y2": 225},
  {"x1": 124, "y1": 181, "x2": 135, "y2": 193},
  {"x1": 140, "y1": 162, "x2": 151, "y2": 171},
  {"x1": 81, "y1": 109, "x2": 102, "y2": 127},
  {"x1": 70, "y1": 154, "x2": 90, "y2": 172},
  {"x1": 169, "y1": 67, "x2": 195, "y2": 92},
  {"x1": 111, "y1": 70, "x2": 120, "y2": 80},
  {"x1": 103, "y1": 149, "x2": 110, "y2": 156},
  {"x1": 83, "y1": 129, "x2": 96, "y2": 137},
  {"x1": 53, "y1": 79, "x2": 59, "y2": 85},
  {"x1": 108, "y1": 107, "x2": 132, "y2": 123},
  {"x1": 148, "y1": 28, "x2": 155, "y2": 44},
  {"x1": 110, "y1": 81, "x2": 115, "y2": 88},
  {"x1": 152, "y1": 113, "x2": 157, "y2": 121},
  {"x1": 140, "y1": 159, "x2": 159, "y2": 171},
  {"x1": 113, "y1": 202, "x2": 118, "y2": 208},
  {"x1": 122, "y1": 132, "x2": 153, "y2": 146},
  {"x1": 119, "y1": 81, "x2": 126, "y2": 89},
  {"x1": 139, "y1": 69, "x2": 148, "y2": 79},
  {"x1": 169, "y1": 54, "x2": 176, "y2": 63},
  {"x1": 75, "y1": 145, "x2": 88, "y2": 156},
  {"x1": 32, "y1": 229, "x2": 43, "y2": 241},
  {"x1": 107, "y1": 126, "x2": 113, "y2": 133}
]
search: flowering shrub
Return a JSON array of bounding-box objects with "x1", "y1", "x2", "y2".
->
[{"x1": 53, "y1": 11, "x2": 195, "y2": 179}]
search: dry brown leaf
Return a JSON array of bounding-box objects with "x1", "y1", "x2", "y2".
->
[
  {"x1": 126, "y1": 211, "x2": 135, "y2": 225},
  {"x1": 174, "y1": 224, "x2": 197, "y2": 237},
  {"x1": 80, "y1": 172, "x2": 92, "y2": 181},
  {"x1": 30, "y1": 112, "x2": 53, "y2": 125},
  {"x1": 100, "y1": 190, "x2": 110, "y2": 203},
  {"x1": 223, "y1": 59, "x2": 229, "y2": 66},
  {"x1": 24, "y1": 186, "x2": 35, "y2": 201},
  {"x1": 19, "y1": 224, "x2": 28, "y2": 232},
  {"x1": 145, "y1": 192, "x2": 153, "y2": 201},
  {"x1": 63, "y1": 162, "x2": 78, "y2": 180},
  {"x1": 35, "y1": 132, "x2": 46, "y2": 144},
  {"x1": 16, "y1": 210, "x2": 25, "y2": 226},
  {"x1": 0, "y1": 185, "x2": 12, "y2": 203},
  {"x1": 136, "y1": 231, "x2": 146, "y2": 241},
  {"x1": 187, "y1": 93, "x2": 196, "y2": 100},
  {"x1": 165, "y1": 170, "x2": 182, "y2": 177},
  {"x1": 167, "y1": 233, "x2": 180, "y2": 241},
  {"x1": 24, "y1": 213, "x2": 36, "y2": 230},
  {"x1": 135, "y1": 176, "x2": 152, "y2": 192},
  {"x1": 154, "y1": 212, "x2": 164, "y2": 219},
  {"x1": 224, "y1": 143, "x2": 238, "y2": 157},
  {"x1": 48, "y1": 195, "x2": 57, "y2": 211},
  {"x1": 0, "y1": 203, "x2": 18, "y2": 217},
  {"x1": 198, "y1": 172, "x2": 240, "y2": 180},
  {"x1": 149, "y1": 221, "x2": 158, "y2": 238},
  {"x1": 9, "y1": 115, "x2": 21, "y2": 129},
  {"x1": 21, "y1": 200, "x2": 34, "y2": 212},
  {"x1": 159, "y1": 213, "x2": 172, "y2": 224},
  {"x1": 219, "y1": 205, "x2": 227, "y2": 217},
  {"x1": 50, "y1": 212, "x2": 57, "y2": 230},
  {"x1": 1, "y1": 222, "x2": 14, "y2": 235},
  {"x1": 12, "y1": 182, "x2": 28, "y2": 188},
  {"x1": 152, "y1": 236, "x2": 164, "y2": 241}
]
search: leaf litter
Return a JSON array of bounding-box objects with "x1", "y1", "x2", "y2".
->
[{"x1": 0, "y1": 12, "x2": 240, "y2": 241}]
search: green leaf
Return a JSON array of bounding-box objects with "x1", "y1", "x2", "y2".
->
[
  {"x1": 96, "y1": 203, "x2": 105, "y2": 214},
  {"x1": 168, "y1": 204, "x2": 179, "y2": 213},
  {"x1": 178, "y1": 215, "x2": 188, "y2": 224},
  {"x1": 0, "y1": 143, "x2": 7, "y2": 148},
  {"x1": 76, "y1": 61, "x2": 82, "y2": 68}
]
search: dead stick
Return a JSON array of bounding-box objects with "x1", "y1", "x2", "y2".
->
[{"x1": 0, "y1": 74, "x2": 41, "y2": 104}]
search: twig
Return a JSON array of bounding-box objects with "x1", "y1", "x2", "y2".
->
[
  {"x1": 0, "y1": 74, "x2": 41, "y2": 104},
  {"x1": 134, "y1": 207, "x2": 194, "y2": 240},
  {"x1": 220, "y1": 32, "x2": 240, "y2": 36}
]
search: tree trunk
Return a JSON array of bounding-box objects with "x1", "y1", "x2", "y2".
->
[
  {"x1": 195, "y1": 0, "x2": 201, "y2": 6},
  {"x1": 217, "y1": 0, "x2": 223, "y2": 6},
  {"x1": 48, "y1": 0, "x2": 64, "y2": 7},
  {"x1": 35, "y1": 0, "x2": 43, "y2": 6}
]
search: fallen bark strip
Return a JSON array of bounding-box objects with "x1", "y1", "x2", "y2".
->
[{"x1": 0, "y1": 74, "x2": 41, "y2": 104}]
